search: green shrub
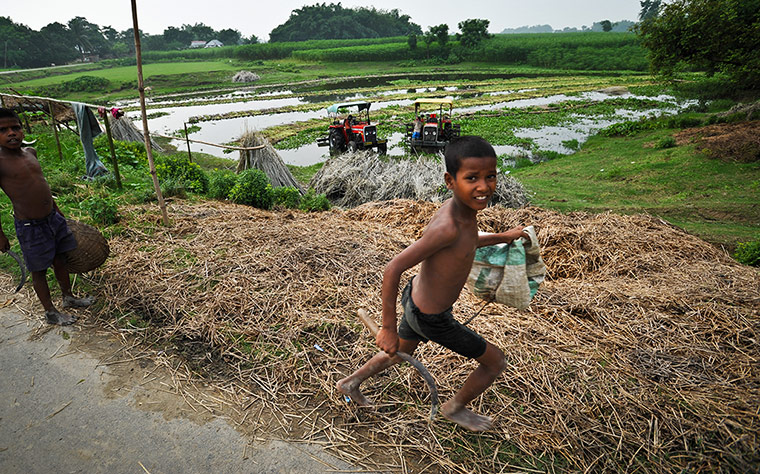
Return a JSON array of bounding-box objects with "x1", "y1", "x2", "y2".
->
[
  {"x1": 160, "y1": 177, "x2": 187, "y2": 199},
  {"x1": 514, "y1": 157, "x2": 534, "y2": 169},
  {"x1": 228, "y1": 169, "x2": 273, "y2": 209},
  {"x1": 208, "y1": 170, "x2": 238, "y2": 200},
  {"x1": 80, "y1": 195, "x2": 119, "y2": 225},
  {"x1": 655, "y1": 136, "x2": 677, "y2": 149},
  {"x1": 299, "y1": 190, "x2": 330, "y2": 212},
  {"x1": 734, "y1": 240, "x2": 760, "y2": 267},
  {"x1": 272, "y1": 186, "x2": 302, "y2": 209},
  {"x1": 61, "y1": 75, "x2": 111, "y2": 93},
  {"x1": 155, "y1": 154, "x2": 209, "y2": 194}
]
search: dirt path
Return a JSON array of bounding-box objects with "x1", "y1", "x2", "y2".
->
[{"x1": 0, "y1": 301, "x2": 368, "y2": 473}]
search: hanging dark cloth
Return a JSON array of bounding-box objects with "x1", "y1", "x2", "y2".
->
[{"x1": 71, "y1": 102, "x2": 108, "y2": 178}]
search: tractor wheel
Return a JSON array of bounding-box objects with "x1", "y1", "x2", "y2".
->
[
  {"x1": 328, "y1": 128, "x2": 345, "y2": 153},
  {"x1": 348, "y1": 141, "x2": 358, "y2": 153},
  {"x1": 377, "y1": 143, "x2": 387, "y2": 155}
]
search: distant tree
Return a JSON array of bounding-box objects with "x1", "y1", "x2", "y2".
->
[
  {"x1": 268, "y1": 3, "x2": 421, "y2": 42},
  {"x1": 242, "y1": 34, "x2": 260, "y2": 45},
  {"x1": 457, "y1": 19, "x2": 491, "y2": 47},
  {"x1": 636, "y1": 0, "x2": 760, "y2": 89},
  {"x1": 68, "y1": 16, "x2": 108, "y2": 59},
  {"x1": 217, "y1": 28, "x2": 242, "y2": 46},
  {"x1": 430, "y1": 24, "x2": 449, "y2": 49},
  {"x1": 639, "y1": 0, "x2": 662, "y2": 21},
  {"x1": 600, "y1": 20, "x2": 613, "y2": 32},
  {"x1": 39, "y1": 22, "x2": 77, "y2": 65},
  {"x1": 163, "y1": 26, "x2": 192, "y2": 47},
  {"x1": 423, "y1": 29, "x2": 435, "y2": 58},
  {"x1": 182, "y1": 23, "x2": 215, "y2": 41},
  {"x1": 407, "y1": 33, "x2": 417, "y2": 50}
]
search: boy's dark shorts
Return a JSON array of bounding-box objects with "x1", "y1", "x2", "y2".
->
[
  {"x1": 398, "y1": 278, "x2": 487, "y2": 359},
  {"x1": 14, "y1": 211, "x2": 77, "y2": 272}
]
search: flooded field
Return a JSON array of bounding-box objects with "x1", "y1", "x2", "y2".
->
[{"x1": 126, "y1": 73, "x2": 694, "y2": 167}]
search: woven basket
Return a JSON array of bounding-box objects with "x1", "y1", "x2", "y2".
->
[{"x1": 64, "y1": 219, "x2": 110, "y2": 273}]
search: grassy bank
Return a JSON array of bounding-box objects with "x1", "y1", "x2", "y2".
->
[{"x1": 512, "y1": 123, "x2": 760, "y2": 249}]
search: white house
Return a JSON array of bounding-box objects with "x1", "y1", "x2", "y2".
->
[
  {"x1": 189, "y1": 40, "x2": 207, "y2": 48},
  {"x1": 204, "y1": 40, "x2": 224, "y2": 48}
]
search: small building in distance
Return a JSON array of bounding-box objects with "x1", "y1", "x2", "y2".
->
[
  {"x1": 189, "y1": 40, "x2": 207, "y2": 48},
  {"x1": 204, "y1": 39, "x2": 224, "y2": 48}
]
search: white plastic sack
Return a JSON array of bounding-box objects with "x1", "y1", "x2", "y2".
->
[{"x1": 466, "y1": 225, "x2": 545, "y2": 309}]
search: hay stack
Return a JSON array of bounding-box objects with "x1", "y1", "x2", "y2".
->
[
  {"x1": 237, "y1": 129, "x2": 303, "y2": 191},
  {"x1": 108, "y1": 115, "x2": 163, "y2": 152},
  {"x1": 310, "y1": 150, "x2": 530, "y2": 208},
  {"x1": 92, "y1": 200, "x2": 760, "y2": 473},
  {"x1": 232, "y1": 71, "x2": 260, "y2": 83}
]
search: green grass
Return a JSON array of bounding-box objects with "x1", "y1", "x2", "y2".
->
[
  {"x1": 512, "y1": 127, "x2": 760, "y2": 248},
  {"x1": 4, "y1": 61, "x2": 240, "y2": 88}
]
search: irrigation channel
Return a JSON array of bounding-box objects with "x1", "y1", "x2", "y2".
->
[{"x1": 117, "y1": 73, "x2": 695, "y2": 166}]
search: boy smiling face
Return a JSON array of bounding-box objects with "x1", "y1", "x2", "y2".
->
[
  {"x1": 445, "y1": 156, "x2": 498, "y2": 212},
  {"x1": 0, "y1": 117, "x2": 24, "y2": 150}
]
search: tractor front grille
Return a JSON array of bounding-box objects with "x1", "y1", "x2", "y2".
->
[{"x1": 363, "y1": 125, "x2": 377, "y2": 143}]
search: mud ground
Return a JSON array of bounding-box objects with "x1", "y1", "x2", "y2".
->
[{"x1": 0, "y1": 295, "x2": 369, "y2": 474}]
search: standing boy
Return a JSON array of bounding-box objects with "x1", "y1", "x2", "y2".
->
[
  {"x1": 0, "y1": 108, "x2": 92, "y2": 325},
  {"x1": 338, "y1": 135, "x2": 527, "y2": 431}
]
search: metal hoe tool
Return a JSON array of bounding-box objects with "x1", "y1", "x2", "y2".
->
[
  {"x1": 5, "y1": 250, "x2": 27, "y2": 293},
  {"x1": 357, "y1": 308, "x2": 440, "y2": 420}
]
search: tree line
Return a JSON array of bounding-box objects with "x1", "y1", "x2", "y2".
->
[{"x1": 0, "y1": 16, "x2": 260, "y2": 69}]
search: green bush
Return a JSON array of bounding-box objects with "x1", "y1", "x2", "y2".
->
[
  {"x1": 228, "y1": 169, "x2": 273, "y2": 209},
  {"x1": 61, "y1": 75, "x2": 111, "y2": 93},
  {"x1": 155, "y1": 154, "x2": 209, "y2": 194},
  {"x1": 272, "y1": 186, "x2": 302, "y2": 209},
  {"x1": 299, "y1": 190, "x2": 330, "y2": 212},
  {"x1": 655, "y1": 136, "x2": 677, "y2": 149},
  {"x1": 80, "y1": 195, "x2": 120, "y2": 225},
  {"x1": 734, "y1": 240, "x2": 760, "y2": 267},
  {"x1": 160, "y1": 177, "x2": 187, "y2": 199},
  {"x1": 208, "y1": 169, "x2": 238, "y2": 200}
]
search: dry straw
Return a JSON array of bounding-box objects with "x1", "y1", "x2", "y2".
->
[
  {"x1": 237, "y1": 129, "x2": 304, "y2": 191},
  {"x1": 310, "y1": 150, "x2": 530, "y2": 208},
  {"x1": 88, "y1": 200, "x2": 758, "y2": 473}
]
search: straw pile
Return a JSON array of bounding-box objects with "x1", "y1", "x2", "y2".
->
[
  {"x1": 310, "y1": 150, "x2": 530, "y2": 208},
  {"x1": 237, "y1": 129, "x2": 304, "y2": 191},
  {"x1": 91, "y1": 199, "x2": 759, "y2": 473},
  {"x1": 232, "y1": 71, "x2": 261, "y2": 83},
  {"x1": 109, "y1": 115, "x2": 164, "y2": 151}
]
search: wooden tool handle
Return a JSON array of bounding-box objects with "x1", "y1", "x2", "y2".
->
[{"x1": 357, "y1": 308, "x2": 380, "y2": 337}]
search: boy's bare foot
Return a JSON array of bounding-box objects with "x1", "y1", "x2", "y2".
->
[
  {"x1": 62, "y1": 295, "x2": 93, "y2": 308},
  {"x1": 45, "y1": 309, "x2": 77, "y2": 326},
  {"x1": 441, "y1": 400, "x2": 493, "y2": 431},
  {"x1": 336, "y1": 377, "x2": 373, "y2": 406}
]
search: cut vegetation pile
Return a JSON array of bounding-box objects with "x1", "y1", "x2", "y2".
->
[
  {"x1": 310, "y1": 150, "x2": 530, "y2": 208},
  {"x1": 237, "y1": 129, "x2": 303, "y2": 191},
  {"x1": 675, "y1": 120, "x2": 760, "y2": 163},
  {"x1": 90, "y1": 200, "x2": 759, "y2": 473}
]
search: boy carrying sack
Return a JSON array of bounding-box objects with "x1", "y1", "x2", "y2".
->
[{"x1": 338, "y1": 136, "x2": 528, "y2": 431}]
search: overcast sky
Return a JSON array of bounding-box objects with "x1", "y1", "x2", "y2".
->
[{"x1": 5, "y1": 1, "x2": 641, "y2": 41}]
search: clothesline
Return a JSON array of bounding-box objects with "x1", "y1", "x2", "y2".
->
[{"x1": 1, "y1": 92, "x2": 266, "y2": 151}]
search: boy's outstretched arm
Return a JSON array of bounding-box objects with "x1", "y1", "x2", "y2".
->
[
  {"x1": 378, "y1": 220, "x2": 458, "y2": 356},
  {"x1": 477, "y1": 226, "x2": 528, "y2": 247}
]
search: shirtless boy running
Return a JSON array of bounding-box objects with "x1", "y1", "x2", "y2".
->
[
  {"x1": 0, "y1": 108, "x2": 92, "y2": 325},
  {"x1": 338, "y1": 135, "x2": 528, "y2": 431}
]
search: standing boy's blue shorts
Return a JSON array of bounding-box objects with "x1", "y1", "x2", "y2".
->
[
  {"x1": 14, "y1": 211, "x2": 77, "y2": 272},
  {"x1": 398, "y1": 277, "x2": 487, "y2": 359}
]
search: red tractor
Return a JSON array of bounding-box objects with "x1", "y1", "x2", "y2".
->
[
  {"x1": 317, "y1": 101, "x2": 387, "y2": 155},
  {"x1": 406, "y1": 98, "x2": 461, "y2": 153}
]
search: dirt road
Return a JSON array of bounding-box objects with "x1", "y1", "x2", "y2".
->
[{"x1": 0, "y1": 303, "x2": 365, "y2": 474}]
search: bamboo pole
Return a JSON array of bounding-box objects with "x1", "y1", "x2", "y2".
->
[
  {"x1": 102, "y1": 114, "x2": 123, "y2": 189},
  {"x1": 48, "y1": 102, "x2": 63, "y2": 161},
  {"x1": 131, "y1": 0, "x2": 169, "y2": 226},
  {"x1": 183, "y1": 123, "x2": 192, "y2": 162}
]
